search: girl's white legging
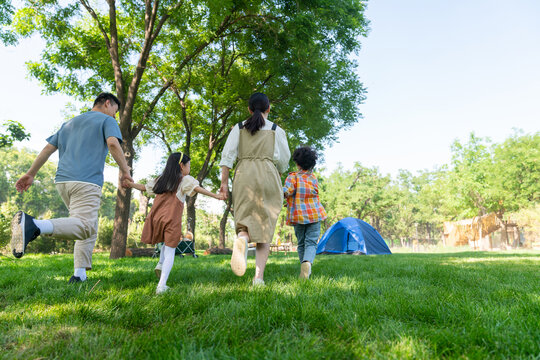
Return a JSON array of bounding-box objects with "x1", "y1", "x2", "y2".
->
[
  {"x1": 159, "y1": 245, "x2": 166, "y2": 264},
  {"x1": 158, "y1": 245, "x2": 176, "y2": 288}
]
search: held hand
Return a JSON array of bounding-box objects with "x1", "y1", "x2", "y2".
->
[
  {"x1": 120, "y1": 170, "x2": 134, "y2": 188},
  {"x1": 15, "y1": 174, "x2": 34, "y2": 193},
  {"x1": 216, "y1": 192, "x2": 227, "y2": 201},
  {"x1": 219, "y1": 183, "x2": 229, "y2": 200}
]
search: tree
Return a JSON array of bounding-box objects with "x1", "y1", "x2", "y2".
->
[
  {"x1": 0, "y1": 121, "x2": 30, "y2": 148},
  {"x1": 320, "y1": 163, "x2": 391, "y2": 232},
  {"x1": 444, "y1": 131, "x2": 540, "y2": 247},
  {"x1": 490, "y1": 131, "x2": 540, "y2": 212}
]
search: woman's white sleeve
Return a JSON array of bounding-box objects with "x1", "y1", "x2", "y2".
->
[
  {"x1": 144, "y1": 179, "x2": 157, "y2": 197},
  {"x1": 178, "y1": 175, "x2": 200, "y2": 198},
  {"x1": 219, "y1": 125, "x2": 240, "y2": 169},
  {"x1": 274, "y1": 127, "x2": 291, "y2": 174}
]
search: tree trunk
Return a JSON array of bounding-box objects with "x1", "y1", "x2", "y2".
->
[
  {"x1": 500, "y1": 221, "x2": 508, "y2": 249},
  {"x1": 510, "y1": 226, "x2": 518, "y2": 248},
  {"x1": 110, "y1": 139, "x2": 134, "y2": 259},
  {"x1": 219, "y1": 195, "x2": 233, "y2": 249},
  {"x1": 441, "y1": 230, "x2": 446, "y2": 247},
  {"x1": 186, "y1": 194, "x2": 197, "y2": 240},
  {"x1": 513, "y1": 226, "x2": 520, "y2": 248},
  {"x1": 374, "y1": 216, "x2": 381, "y2": 233}
]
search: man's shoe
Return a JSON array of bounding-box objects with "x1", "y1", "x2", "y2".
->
[
  {"x1": 252, "y1": 278, "x2": 265, "y2": 287},
  {"x1": 11, "y1": 211, "x2": 41, "y2": 258},
  {"x1": 154, "y1": 263, "x2": 162, "y2": 278},
  {"x1": 68, "y1": 276, "x2": 83, "y2": 284}
]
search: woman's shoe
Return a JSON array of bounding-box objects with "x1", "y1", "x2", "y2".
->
[{"x1": 231, "y1": 236, "x2": 248, "y2": 276}]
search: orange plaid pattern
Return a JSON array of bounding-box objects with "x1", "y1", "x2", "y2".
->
[{"x1": 283, "y1": 171, "x2": 327, "y2": 225}]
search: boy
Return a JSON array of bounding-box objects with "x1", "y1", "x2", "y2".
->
[{"x1": 283, "y1": 146, "x2": 326, "y2": 279}]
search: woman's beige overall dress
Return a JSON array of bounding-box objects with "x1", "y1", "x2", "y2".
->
[{"x1": 232, "y1": 122, "x2": 283, "y2": 243}]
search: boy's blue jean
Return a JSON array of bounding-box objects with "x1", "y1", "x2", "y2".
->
[{"x1": 293, "y1": 222, "x2": 321, "y2": 264}]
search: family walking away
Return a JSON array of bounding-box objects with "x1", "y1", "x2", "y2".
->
[{"x1": 10, "y1": 91, "x2": 329, "y2": 291}]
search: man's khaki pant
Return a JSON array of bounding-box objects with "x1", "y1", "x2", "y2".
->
[{"x1": 49, "y1": 182, "x2": 102, "y2": 269}]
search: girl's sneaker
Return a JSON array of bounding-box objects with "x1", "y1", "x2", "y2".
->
[
  {"x1": 252, "y1": 278, "x2": 265, "y2": 287},
  {"x1": 156, "y1": 285, "x2": 170, "y2": 294},
  {"x1": 299, "y1": 262, "x2": 311, "y2": 279},
  {"x1": 231, "y1": 235, "x2": 248, "y2": 276},
  {"x1": 154, "y1": 263, "x2": 162, "y2": 278}
]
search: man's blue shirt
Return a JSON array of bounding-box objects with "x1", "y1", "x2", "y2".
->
[{"x1": 46, "y1": 111, "x2": 122, "y2": 187}]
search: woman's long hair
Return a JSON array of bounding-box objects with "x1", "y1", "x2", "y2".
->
[
  {"x1": 153, "y1": 152, "x2": 191, "y2": 194},
  {"x1": 244, "y1": 92, "x2": 270, "y2": 135}
]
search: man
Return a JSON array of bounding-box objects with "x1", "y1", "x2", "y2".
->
[{"x1": 11, "y1": 92, "x2": 133, "y2": 283}]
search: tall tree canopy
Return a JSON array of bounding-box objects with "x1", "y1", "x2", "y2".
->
[{"x1": 7, "y1": 0, "x2": 369, "y2": 257}]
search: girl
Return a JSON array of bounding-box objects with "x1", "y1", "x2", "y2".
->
[
  {"x1": 126, "y1": 152, "x2": 224, "y2": 294},
  {"x1": 219, "y1": 92, "x2": 290, "y2": 285}
]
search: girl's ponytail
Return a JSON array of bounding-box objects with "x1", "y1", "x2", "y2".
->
[
  {"x1": 153, "y1": 152, "x2": 191, "y2": 194},
  {"x1": 244, "y1": 92, "x2": 270, "y2": 135}
]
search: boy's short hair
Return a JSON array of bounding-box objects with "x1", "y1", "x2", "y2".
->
[
  {"x1": 93, "y1": 92, "x2": 121, "y2": 107},
  {"x1": 292, "y1": 146, "x2": 318, "y2": 171}
]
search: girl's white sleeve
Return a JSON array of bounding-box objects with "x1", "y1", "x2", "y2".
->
[
  {"x1": 219, "y1": 125, "x2": 240, "y2": 169},
  {"x1": 177, "y1": 175, "x2": 200, "y2": 199},
  {"x1": 274, "y1": 126, "x2": 291, "y2": 174},
  {"x1": 144, "y1": 178, "x2": 157, "y2": 197}
]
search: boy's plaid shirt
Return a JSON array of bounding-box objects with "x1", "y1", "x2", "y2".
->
[{"x1": 283, "y1": 170, "x2": 327, "y2": 225}]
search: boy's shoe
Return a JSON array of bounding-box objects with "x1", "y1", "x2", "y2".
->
[
  {"x1": 299, "y1": 261, "x2": 312, "y2": 279},
  {"x1": 252, "y1": 278, "x2": 265, "y2": 287},
  {"x1": 154, "y1": 263, "x2": 162, "y2": 278},
  {"x1": 68, "y1": 276, "x2": 84, "y2": 284},
  {"x1": 231, "y1": 236, "x2": 248, "y2": 276},
  {"x1": 11, "y1": 211, "x2": 41, "y2": 258},
  {"x1": 156, "y1": 285, "x2": 170, "y2": 294}
]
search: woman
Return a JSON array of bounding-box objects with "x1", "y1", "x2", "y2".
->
[{"x1": 220, "y1": 92, "x2": 290, "y2": 285}]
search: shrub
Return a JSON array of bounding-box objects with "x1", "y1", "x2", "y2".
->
[{"x1": 97, "y1": 217, "x2": 114, "y2": 249}]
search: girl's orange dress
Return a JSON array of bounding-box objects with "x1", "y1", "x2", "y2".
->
[{"x1": 140, "y1": 175, "x2": 199, "y2": 248}]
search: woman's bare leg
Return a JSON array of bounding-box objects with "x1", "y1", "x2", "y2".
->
[{"x1": 254, "y1": 243, "x2": 270, "y2": 281}]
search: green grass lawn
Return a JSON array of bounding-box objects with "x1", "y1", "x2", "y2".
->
[{"x1": 1, "y1": 251, "x2": 539, "y2": 359}]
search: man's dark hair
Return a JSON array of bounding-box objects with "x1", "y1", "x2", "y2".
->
[
  {"x1": 93, "y1": 92, "x2": 121, "y2": 108},
  {"x1": 292, "y1": 146, "x2": 318, "y2": 171}
]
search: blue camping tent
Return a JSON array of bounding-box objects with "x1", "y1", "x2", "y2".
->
[{"x1": 316, "y1": 217, "x2": 391, "y2": 255}]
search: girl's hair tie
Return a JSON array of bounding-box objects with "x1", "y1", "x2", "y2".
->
[{"x1": 178, "y1": 151, "x2": 184, "y2": 164}]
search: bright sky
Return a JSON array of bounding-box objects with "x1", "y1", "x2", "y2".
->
[{"x1": 1, "y1": 0, "x2": 539, "y2": 187}]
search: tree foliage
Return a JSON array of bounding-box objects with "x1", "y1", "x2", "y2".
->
[
  {"x1": 314, "y1": 131, "x2": 540, "y2": 247},
  {"x1": 0, "y1": 120, "x2": 30, "y2": 148},
  {"x1": 0, "y1": 1, "x2": 16, "y2": 45}
]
